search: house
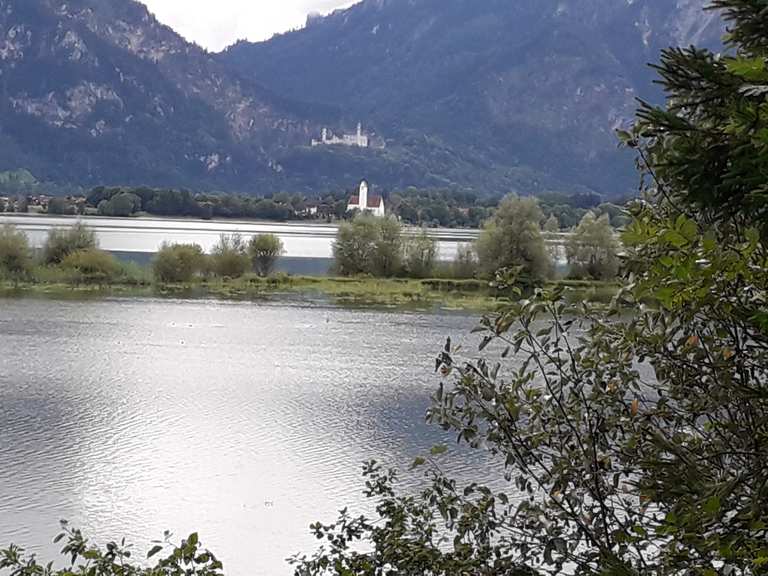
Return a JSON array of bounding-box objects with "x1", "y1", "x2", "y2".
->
[{"x1": 347, "y1": 180, "x2": 385, "y2": 217}]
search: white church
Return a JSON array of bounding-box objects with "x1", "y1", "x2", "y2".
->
[{"x1": 347, "y1": 180, "x2": 385, "y2": 217}]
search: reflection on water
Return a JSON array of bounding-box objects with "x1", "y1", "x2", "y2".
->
[{"x1": 0, "y1": 297, "x2": 505, "y2": 576}]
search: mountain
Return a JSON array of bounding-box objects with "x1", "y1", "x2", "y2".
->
[
  {"x1": 0, "y1": 0, "x2": 320, "y2": 191},
  {"x1": 222, "y1": 0, "x2": 724, "y2": 197},
  {"x1": 0, "y1": 0, "x2": 724, "y2": 196}
]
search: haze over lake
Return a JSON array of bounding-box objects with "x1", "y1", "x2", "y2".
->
[{"x1": 0, "y1": 297, "x2": 503, "y2": 576}]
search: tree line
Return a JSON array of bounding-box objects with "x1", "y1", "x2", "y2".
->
[
  {"x1": 333, "y1": 198, "x2": 621, "y2": 282},
  {"x1": 1, "y1": 176, "x2": 628, "y2": 232}
]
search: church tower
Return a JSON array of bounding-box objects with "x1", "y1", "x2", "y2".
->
[{"x1": 359, "y1": 180, "x2": 369, "y2": 209}]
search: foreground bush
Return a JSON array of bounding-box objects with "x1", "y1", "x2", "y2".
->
[
  {"x1": 298, "y1": 2, "x2": 768, "y2": 574},
  {"x1": 152, "y1": 243, "x2": 206, "y2": 283},
  {"x1": 43, "y1": 223, "x2": 98, "y2": 265},
  {"x1": 248, "y1": 233, "x2": 284, "y2": 277},
  {"x1": 210, "y1": 234, "x2": 250, "y2": 279},
  {"x1": 60, "y1": 249, "x2": 122, "y2": 285},
  {"x1": 0, "y1": 225, "x2": 31, "y2": 282},
  {"x1": 0, "y1": 522, "x2": 223, "y2": 576}
]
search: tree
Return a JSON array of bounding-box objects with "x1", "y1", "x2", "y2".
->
[
  {"x1": 543, "y1": 214, "x2": 560, "y2": 233},
  {"x1": 152, "y1": 243, "x2": 206, "y2": 284},
  {"x1": 333, "y1": 215, "x2": 403, "y2": 277},
  {"x1": 210, "y1": 233, "x2": 250, "y2": 279},
  {"x1": 0, "y1": 225, "x2": 31, "y2": 282},
  {"x1": 403, "y1": 230, "x2": 437, "y2": 278},
  {"x1": 48, "y1": 197, "x2": 76, "y2": 215},
  {"x1": 372, "y1": 216, "x2": 403, "y2": 277},
  {"x1": 43, "y1": 223, "x2": 98, "y2": 265},
  {"x1": 566, "y1": 211, "x2": 621, "y2": 280},
  {"x1": 620, "y1": 0, "x2": 768, "y2": 231},
  {"x1": 451, "y1": 243, "x2": 478, "y2": 279},
  {"x1": 98, "y1": 192, "x2": 141, "y2": 217},
  {"x1": 475, "y1": 195, "x2": 552, "y2": 284},
  {"x1": 248, "y1": 233, "x2": 284, "y2": 277}
]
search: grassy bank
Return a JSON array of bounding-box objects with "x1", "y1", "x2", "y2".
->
[{"x1": 0, "y1": 274, "x2": 620, "y2": 312}]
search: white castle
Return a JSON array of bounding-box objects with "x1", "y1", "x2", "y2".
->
[
  {"x1": 312, "y1": 123, "x2": 370, "y2": 148},
  {"x1": 347, "y1": 180, "x2": 385, "y2": 217}
]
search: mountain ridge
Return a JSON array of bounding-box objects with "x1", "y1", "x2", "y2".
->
[{"x1": 0, "y1": 0, "x2": 725, "y2": 196}]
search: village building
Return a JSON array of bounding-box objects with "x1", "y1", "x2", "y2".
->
[{"x1": 347, "y1": 180, "x2": 385, "y2": 217}]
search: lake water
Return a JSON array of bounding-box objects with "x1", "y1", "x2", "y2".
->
[
  {"x1": 0, "y1": 214, "x2": 480, "y2": 261},
  {"x1": 0, "y1": 297, "x2": 505, "y2": 576}
]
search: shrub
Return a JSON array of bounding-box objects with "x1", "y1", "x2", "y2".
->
[
  {"x1": 333, "y1": 215, "x2": 403, "y2": 277},
  {"x1": 47, "y1": 197, "x2": 77, "y2": 215},
  {"x1": 403, "y1": 230, "x2": 437, "y2": 278},
  {"x1": 475, "y1": 195, "x2": 552, "y2": 284},
  {"x1": 0, "y1": 225, "x2": 31, "y2": 281},
  {"x1": 152, "y1": 243, "x2": 206, "y2": 284},
  {"x1": 248, "y1": 233, "x2": 284, "y2": 276},
  {"x1": 451, "y1": 243, "x2": 478, "y2": 279},
  {"x1": 60, "y1": 249, "x2": 121, "y2": 285},
  {"x1": 1, "y1": 523, "x2": 224, "y2": 576},
  {"x1": 210, "y1": 233, "x2": 250, "y2": 279},
  {"x1": 43, "y1": 223, "x2": 98, "y2": 265},
  {"x1": 566, "y1": 211, "x2": 621, "y2": 280}
]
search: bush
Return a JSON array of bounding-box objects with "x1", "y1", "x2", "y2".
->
[
  {"x1": 210, "y1": 234, "x2": 250, "y2": 279},
  {"x1": 451, "y1": 243, "x2": 478, "y2": 279},
  {"x1": 47, "y1": 197, "x2": 77, "y2": 215},
  {"x1": 566, "y1": 211, "x2": 621, "y2": 280},
  {"x1": 0, "y1": 225, "x2": 31, "y2": 281},
  {"x1": 1, "y1": 523, "x2": 224, "y2": 576},
  {"x1": 403, "y1": 230, "x2": 437, "y2": 278},
  {"x1": 43, "y1": 223, "x2": 98, "y2": 265},
  {"x1": 152, "y1": 243, "x2": 206, "y2": 284},
  {"x1": 60, "y1": 249, "x2": 121, "y2": 285},
  {"x1": 333, "y1": 215, "x2": 403, "y2": 277},
  {"x1": 248, "y1": 233, "x2": 284, "y2": 276},
  {"x1": 475, "y1": 195, "x2": 552, "y2": 284}
]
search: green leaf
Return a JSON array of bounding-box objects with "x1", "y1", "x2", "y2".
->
[
  {"x1": 726, "y1": 56, "x2": 768, "y2": 81},
  {"x1": 430, "y1": 445, "x2": 448, "y2": 456},
  {"x1": 411, "y1": 457, "x2": 426, "y2": 469},
  {"x1": 704, "y1": 495, "x2": 721, "y2": 515},
  {"x1": 147, "y1": 545, "x2": 163, "y2": 559}
]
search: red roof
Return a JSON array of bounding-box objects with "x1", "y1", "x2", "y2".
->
[{"x1": 349, "y1": 195, "x2": 383, "y2": 208}]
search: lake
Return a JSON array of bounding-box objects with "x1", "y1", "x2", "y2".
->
[
  {"x1": 0, "y1": 213, "x2": 570, "y2": 275},
  {"x1": 0, "y1": 214, "x2": 482, "y2": 271},
  {"x1": 0, "y1": 297, "x2": 505, "y2": 576}
]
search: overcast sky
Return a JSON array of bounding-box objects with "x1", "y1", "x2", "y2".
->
[{"x1": 142, "y1": 0, "x2": 358, "y2": 51}]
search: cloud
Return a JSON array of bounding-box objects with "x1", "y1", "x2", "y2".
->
[{"x1": 142, "y1": 0, "x2": 358, "y2": 51}]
